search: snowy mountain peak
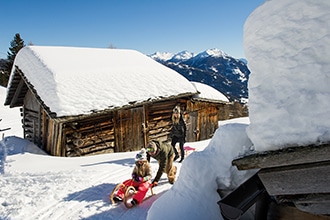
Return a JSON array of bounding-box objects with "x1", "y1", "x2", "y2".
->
[
  {"x1": 148, "y1": 48, "x2": 229, "y2": 63},
  {"x1": 196, "y1": 48, "x2": 227, "y2": 59},
  {"x1": 149, "y1": 48, "x2": 250, "y2": 102},
  {"x1": 170, "y1": 50, "x2": 194, "y2": 62},
  {"x1": 149, "y1": 51, "x2": 173, "y2": 62}
]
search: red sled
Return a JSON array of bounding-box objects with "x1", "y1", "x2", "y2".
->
[{"x1": 109, "y1": 181, "x2": 154, "y2": 208}]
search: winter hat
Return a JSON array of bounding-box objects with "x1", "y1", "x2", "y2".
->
[
  {"x1": 146, "y1": 141, "x2": 157, "y2": 154},
  {"x1": 135, "y1": 148, "x2": 147, "y2": 161},
  {"x1": 173, "y1": 106, "x2": 180, "y2": 114}
]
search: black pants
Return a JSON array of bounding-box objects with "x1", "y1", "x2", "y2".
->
[{"x1": 171, "y1": 136, "x2": 185, "y2": 159}]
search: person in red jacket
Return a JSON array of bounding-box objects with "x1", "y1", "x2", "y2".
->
[{"x1": 113, "y1": 148, "x2": 152, "y2": 207}]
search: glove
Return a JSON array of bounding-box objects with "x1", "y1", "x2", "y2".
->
[
  {"x1": 132, "y1": 174, "x2": 138, "y2": 182},
  {"x1": 132, "y1": 174, "x2": 143, "y2": 182},
  {"x1": 152, "y1": 181, "x2": 158, "y2": 187}
]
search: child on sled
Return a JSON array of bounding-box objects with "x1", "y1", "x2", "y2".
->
[{"x1": 113, "y1": 148, "x2": 152, "y2": 207}]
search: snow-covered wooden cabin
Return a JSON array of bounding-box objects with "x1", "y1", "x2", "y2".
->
[
  {"x1": 5, "y1": 46, "x2": 229, "y2": 157},
  {"x1": 189, "y1": 81, "x2": 229, "y2": 141}
]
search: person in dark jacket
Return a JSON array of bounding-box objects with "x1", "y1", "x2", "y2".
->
[
  {"x1": 170, "y1": 106, "x2": 187, "y2": 163},
  {"x1": 146, "y1": 140, "x2": 177, "y2": 186}
]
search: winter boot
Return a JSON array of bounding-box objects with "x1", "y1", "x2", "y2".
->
[
  {"x1": 113, "y1": 196, "x2": 123, "y2": 203},
  {"x1": 179, "y1": 145, "x2": 185, "y2": 163},
  {"x1": 167, "y1": 166, "x2": 177, "y2": 184},
  {"x1": 179, "y1": 152, "x2": 184, "y2": 163},
  {"x1": 131, "y1": 198, "x2": 138, "y2": 207}
]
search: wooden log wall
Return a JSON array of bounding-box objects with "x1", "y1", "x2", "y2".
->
[
  {"x1": 218, "y1": 101, "x2": 248, "y2": 120},
  {"x1": 21, "y1": 90, "x2": 46, "y2": 150},
  {"x1": 23, "y1": 107, "x2": 40, "y2": 144},
  {"x1": 53, "y1": 101, "x2": 187, "y2": 157},
  {"x1": 145, "y1": 99, "x2": 187, "y2": 143},
  {"x1": 24, "y1": 97, "x2": 237, "y2": 157},
  {"x1": 202, "y1": 105, "x2": 219, "y2": 140},
  {"x1": 63, "y1": 114, "x2": 115, "y2": 157},
  {"x1": 186, "y1": 100, "x2": 220, "y2": 141}
]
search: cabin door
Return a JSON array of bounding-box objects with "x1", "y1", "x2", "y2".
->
[
  {"x1": 187, "y1": 111, "x2": 199, "y2": 142},
  {"x1": 116, "y1": 107, "x2": 144, "y2": 152},
  {"x1": 22, "y1": 92, "x2": 45, "y2": 149}
]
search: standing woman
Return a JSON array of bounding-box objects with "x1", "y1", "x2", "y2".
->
[{"x1": 170, "y1": 106, "x2": 186, "y2": 163}]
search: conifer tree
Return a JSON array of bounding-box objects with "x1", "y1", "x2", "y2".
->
[
  {"x1": 1, "y1": 33, "x2": 25, "y2": 87},
  {"x1": 0, "y1": 59, "x2": 8, "y2": 87}
]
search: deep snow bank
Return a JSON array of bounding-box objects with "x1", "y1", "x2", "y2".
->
[
  {"x1": 244, "y1": 0, "x2": 330, "y2": 151},
  {"x1": 147, "y1": 122, "x2": 256, "y2": 220}
]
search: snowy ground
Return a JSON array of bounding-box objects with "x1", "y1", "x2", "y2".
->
[
  {"x1": 0, "y1": 123, "x2": 254, "y2": 220},
  {"x1": 0, "y1": 135, "x2": 194, "y2": 220},
  {"x1": 0, "y1": 121, "x2": 251, "y2": 220},
  {"x1": 2, "y1": 0, "x2": 327, "y2": 218},
  {"x1": 1, "y1": 86, "x2": 253, "y2": 220}
]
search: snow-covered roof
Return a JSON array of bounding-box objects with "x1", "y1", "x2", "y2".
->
[
  {"x1": 191, "y1": 81, "x2": 229, "y2": 103},
  {"x1": 6, "y1": 46, "x2": 198, "y2": 117}
]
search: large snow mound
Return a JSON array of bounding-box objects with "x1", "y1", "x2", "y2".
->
[{"x1": 244, "y1": 0, "x2": 330, "y2": 151}]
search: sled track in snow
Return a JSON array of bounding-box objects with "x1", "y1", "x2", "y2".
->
[
  {"x1": 27, "y1": 161, "x2": 181, "y2": 219},
  {"x1": 28, "y1": 168, "x2": 131, "y2": 220}
]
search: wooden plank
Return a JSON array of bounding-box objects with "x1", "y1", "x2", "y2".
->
[
  {"x1": 233, "y1": 143, "x2": 330, "y2": 170},
  {"x1": 147, "y1": 100, "x2": 178, "y2": 111},
  {"x1": 69, "y1": 135, "x2": 115, "y2": 148},
  {"x1": 113, "y1": 110, "x2": 120, "y2": 152},
  {"x1": 277, "y1": 194, "x2": 330, "y2": 215},
  {"x1": 50, "y1": 122, "x2": 57, "y2": 156},
  {"x1": 258, "y1": 161, "x2": 330, "y2": 196},
  {"x1": 59, "y1": 123, "x2": 67, "y2": 157},
  {"x1": 268, "y1": 202, "x2": 330, "y2": 220},
  {"x1": 41, "y1": 109, "x2": 48, "y2": 150},
  {"x1": 9, "y1": 78, "x2": 25, "y2": 108},
  {"x1": 146, "y1": 100, "x2": 180, "y2": 143},
  {"x1": 54, "y1": 123, "x2": 62, "y2": 156},
  {"x1": 46, "y1": 119, "x2": 54, "y2": 154},
  {"x1": 66, "y1": 141, "x2": 115, "y2": 157},
  {"x1": 37, "y1": 105, "x2": 42, "y2": 146},
  {"x1": 294, "y1": 194, "x2": 330, "y2": 215},
  {"x1": 71, "y1": 118, "x2": 113, "y2": 130},
  {"x1": 143, "y1": 104, "x2": 148, "y2": 147}
]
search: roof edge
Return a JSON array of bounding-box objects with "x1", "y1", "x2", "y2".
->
[{"x1": 54, "y1": 92, "x2": 197, "y2": 122}]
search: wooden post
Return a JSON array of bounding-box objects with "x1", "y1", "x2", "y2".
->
[{"x1": 142, "y1": 104, "x2": 148, "y2": 147}]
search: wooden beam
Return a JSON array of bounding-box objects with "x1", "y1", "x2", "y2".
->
[
  {"x1": 10, "y1": 78, "x2": 25, "y2": 108},
  {"x1": 268, "y1": 202, "x2": 330, "y2": 220},
  {"x1": 233, "y1": 143, "x2": 330, "y2": 170},
  {"x1": 294, "y1": 194, "x2": 330, "y2": 215},
  {"x1": 258, "y1": 161, "x2": 330, "y2": 196}
]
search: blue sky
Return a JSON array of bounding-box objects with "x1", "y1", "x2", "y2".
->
[{"x1": 0, "y1": 0, "x2": 264, "y2": 59}]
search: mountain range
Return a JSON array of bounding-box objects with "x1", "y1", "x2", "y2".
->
[{"x1": 148, "y1": 48, "x2": 250, "y2": 103}]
